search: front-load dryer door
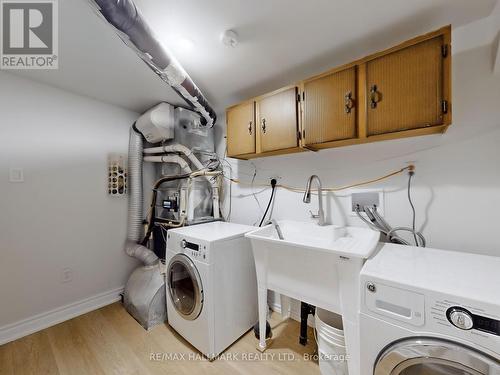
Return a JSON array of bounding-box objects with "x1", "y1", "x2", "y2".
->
[
  {"x1": 374, "y1": 338, "x2": 500, "y2": 375},
  {"x1": 167, "y1": 254, "x2": 204, "y2": 321}
]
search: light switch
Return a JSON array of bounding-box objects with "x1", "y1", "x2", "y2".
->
[{"x1": 9, "y1": 168, "x2": 24, "y2": 183}]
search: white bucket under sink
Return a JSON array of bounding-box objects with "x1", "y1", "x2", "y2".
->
[{"x1": 316, "y1": 308, "x2": 349, "y2": 375}]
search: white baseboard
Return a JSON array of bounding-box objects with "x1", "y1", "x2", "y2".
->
[
  {"x1": 269, "y1": 301, "x2": 315, "y2": 327},
  {"x1": 0, "y1": 286, "x2": 124, "y2": 345}
]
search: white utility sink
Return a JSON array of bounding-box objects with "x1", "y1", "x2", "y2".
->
[
  {"x1": 246, "y1": 219, "x2": 380, "y2": 259},
  {"x1": 245, "y1": 220, "x2": 380, "y2": 375}
]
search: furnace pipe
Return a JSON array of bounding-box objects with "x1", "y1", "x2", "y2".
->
[{"x1": 88, "y1": 0, "x2": 217, "y2": 127}]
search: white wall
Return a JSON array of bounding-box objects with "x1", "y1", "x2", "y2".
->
[{"x1": 0, "y1": 73, "x2": 139, "y2": 336}]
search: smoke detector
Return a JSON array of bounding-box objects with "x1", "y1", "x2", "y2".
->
[{"x1": 221, "y1": 30, "x2": 238, "y2": 48}]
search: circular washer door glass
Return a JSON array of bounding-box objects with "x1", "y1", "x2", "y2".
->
[
  {"x1": 168, "y1": 254, "x2": 203, "y2": 320},
  {"x1": 398, "y1": 361, "x2": 482, "y2": 375},
  {"x1": 375, "y1": 338, "x2": 498, "y2": 375}
]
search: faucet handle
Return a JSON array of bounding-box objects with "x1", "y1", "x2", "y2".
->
[{"x1": 309, "y1": 210, "x2": 320, "y2": 219}]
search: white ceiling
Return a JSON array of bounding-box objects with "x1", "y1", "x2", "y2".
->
[
  {"x1": 10, "y1": 0, "x2": 186, "y2": 114},
  {"x1": 12, "y1": 0, "x2": 498, "y2": 117}
]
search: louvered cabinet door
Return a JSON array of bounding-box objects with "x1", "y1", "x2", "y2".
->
[
  {"x1": 257, "y1": 87, "x2": 299, "y2": 153},
  {"x1": 303, "y1": 67, "x2": 357, "y2": 146},
  {"x1": 366, "y1": 35, "x2": 447, "y2": 136},
  {"x1": 226, "y1": 102, "x2": 256, "y2": 157}
]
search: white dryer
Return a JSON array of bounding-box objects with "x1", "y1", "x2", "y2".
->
[
  {"x1": 165, "y1": 222, "x2": 257, "y2": 359},
  {"x1": 360, "y1": 243, "x2": 500, "y2": 375}
]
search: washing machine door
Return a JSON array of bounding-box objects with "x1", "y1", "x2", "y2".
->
[
  {"x1": 167, "y1": 254, "x2": 204, "y2": 321},
  {"x1": 374, "y1": 338, "x2": 500, "y2": 375}
]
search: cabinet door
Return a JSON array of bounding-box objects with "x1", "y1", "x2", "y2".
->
[
  {"x1": 366, "y1": 35, "x2": 445, "y2": 136},
  {"x1": 303, "y1": 67, "x2": 357, "y2": 145},
  {"x1": 226, "y1": 102, "x2": 255, "y2": 157},
  {"x1": 257, "y1": 87, "x2": 299, "y2": 153}
]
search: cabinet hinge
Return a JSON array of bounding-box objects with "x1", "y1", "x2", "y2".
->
[
  {"x1": 442, "y1": 44, "x2": 448, "y2": 58},
  {"x1": 442, "y1": 100, "x2": 448, "y2": 114}
]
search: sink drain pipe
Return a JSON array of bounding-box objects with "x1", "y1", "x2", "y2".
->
[{"x1": 88, "y1": 0, "x2": 217, "y2": 127}]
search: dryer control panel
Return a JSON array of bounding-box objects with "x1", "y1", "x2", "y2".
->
[
  {"x1": 180, "y1": 239, "x2": 207, "y2": 260},
  {"x1": 446, "y1": 306, "x2": 500, "y2": 336},
  {"x1": 179, "y1": 238, "x2": 207, "y2": 260},
  {"x1": 166, "y1": 230, "x2": 209, "y2": 263},
  {"x1": 428, "y1": 296, "x2": 500, "y2": 354}
]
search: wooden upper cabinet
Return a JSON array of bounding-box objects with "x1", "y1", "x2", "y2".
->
[
  {"x1": 303, "y1": 67, "x2": 357, "y2": 146},
  {"x1": 365, "y1": 34, "x2": 448, "y2": 136},
  {"x1": 225, "y1": 25, "x2": 451, "y2": 159},
  {"x1": 257, "y1": 87, "x2": 299, "y2": 153},
  {"x1": 226, "y1": 101, "x2": 256, "y2": 157}
]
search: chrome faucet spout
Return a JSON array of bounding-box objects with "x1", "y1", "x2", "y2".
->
[
  {"x1": 303, "y1": 181, "x2": 312, "y2": 203},
  {"x1": 303, "y1": 175, "x2": 325, "y2": 226}
]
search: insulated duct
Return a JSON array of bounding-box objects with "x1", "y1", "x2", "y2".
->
[
  {"x1": 126, "y1": 127, "x2": 158, "y2": 266},
  {"x1": 88, "y1": 0, "x2": 217, "y2": 127},
  {"x1": 123, "y1": 126, "x2": 164, "y2": 329}
]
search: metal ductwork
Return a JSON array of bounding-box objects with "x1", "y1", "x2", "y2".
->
[{"x1": 88, "y1": 0, "x2": 217, "y2": 127}]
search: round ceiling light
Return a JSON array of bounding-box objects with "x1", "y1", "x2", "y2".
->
[{"x1": 178, "y1": 37, "x2": 194, "y2": 51}]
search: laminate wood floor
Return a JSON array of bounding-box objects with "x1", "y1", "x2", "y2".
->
[{"x1": 0, "y1": 303, "x2": 320, "y2": 374}]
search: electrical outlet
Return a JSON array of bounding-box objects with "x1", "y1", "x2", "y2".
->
[
  {"x1": 350, "y1": 190, "x2": 384, "y2": 216},
  {"x1": 9, "y1": 168, "x2": 24, "y2": 183},
  {"x1": 269, "y1": 176, "x2": 281, "y2": 182},
  {"x1": 60, "y1": 268, "x2": 73, "y2": 284}
]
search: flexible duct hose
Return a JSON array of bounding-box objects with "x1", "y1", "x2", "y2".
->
[
  {"x1": 124, "y1": 240, "x2": 159, "y2": 266},
  {"x1": 127, "y1": 126, "x2": 144, "y2": 242},
  {"x1": 126, "y1": 126, "x2": 159, "y2": 266}
]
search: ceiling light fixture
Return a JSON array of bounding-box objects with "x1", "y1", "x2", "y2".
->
[{"x1": 177, "y1": 37, "x2": 194, "y2": 51}]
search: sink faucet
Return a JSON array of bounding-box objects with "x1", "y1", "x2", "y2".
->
[
  {"x1": 265, "y1": 219, "x2": 284, "y2": 240},
  {"x1": 303, "y1": 175, "x2": 326, "y2": 226}
]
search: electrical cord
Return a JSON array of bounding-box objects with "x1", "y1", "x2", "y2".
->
[
  {"x1": 229, "y1": 166, "x2": 413, "y2": 193},
  {"x1": 258, "y1": 179, "x2": 277, "y2": 227},
  {"x1": 407, "y1": 170, "x2": 419, "y2": 246},
  {"x1": 250, "y1": 161, "x2": 264, "y2": 216},
  {"x1": 219, "y1": 147, "x2": 233, "y2": 221}
]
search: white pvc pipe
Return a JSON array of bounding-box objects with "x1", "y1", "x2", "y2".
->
[
  {"x1": 143, "y1": 144, "x2": 204, "y2": 171},
  {"x1": 143, "y1": 155, "x2": 192, "y2": 174}
]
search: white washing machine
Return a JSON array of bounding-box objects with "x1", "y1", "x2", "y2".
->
[
  {"x1": 165, "y1": 222, "x2": 257, "y2": 359},
  {"x1": 360, "y1": 243, "x2": 500, "y2": 375}
]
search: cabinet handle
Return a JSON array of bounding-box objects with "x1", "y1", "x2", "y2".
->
[
  {"x1": 370, "y1": 85, "x2": 381, "y2": 109},
  {"x1": 261, "y1": 118, "x2": 267, "y2": 134},
  {"x1": 248, "y1": 121, "x2": 252, "y2": 135},
  {"x1": 345, "y1": 91, "x2": 355, "y2": 113}
]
